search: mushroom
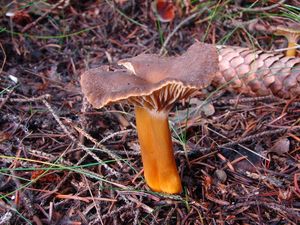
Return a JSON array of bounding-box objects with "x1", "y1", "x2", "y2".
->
[
  {"x1": 275, "y1": 25, "x2": 300, "y2": 57},
  {"x1": 80, "y1": 42, "x2": 219, "y2": 194}
]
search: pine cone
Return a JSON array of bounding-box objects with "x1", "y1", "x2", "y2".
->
[{"x1": 213, "y1": 46, "x2": 300, "y2": 98}]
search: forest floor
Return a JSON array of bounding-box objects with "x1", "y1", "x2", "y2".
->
[{"x1": 0, "y1": 1, "x2": 300, "y2": 224}]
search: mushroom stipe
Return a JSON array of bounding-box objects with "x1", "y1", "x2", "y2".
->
[
  {"x1": 135, "y1": 107, "x2": 182, "y2": 193},
  {"x1": 275, "y1": 25, "x2": 300, "y2": 57}
]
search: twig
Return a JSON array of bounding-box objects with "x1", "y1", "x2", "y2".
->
[
  {"x1": 133, "y1": 208, "x2": 140, "y2": 225},
  {"x1": 0, "y1": 211, "x2": 12, "y2": 225},
  {"x1": 118, "y1": 190, "x2": 161, "y2": 201},
  {"x1": 0, "y1": 42, "x2": 7, "y2": 74},
  {"x1": 42, "y1": 99, "x2": 119, "y2": 176},
  {"x1": 185, "y1": 126, "x2": 300, "y2": 158},
  {"x1": 127, "y1": 195, "x2": 154, "y2": 213},
  {"x1": 272, "y1": 45, "x2": 300, "y2": 53},
  {"x1": 26, "y1": 149, "x2": 127, "y2": 190},
  {"x1": 100, "y1": 204, "x2": 134, "y2": 220},
  {"x1": 0, "y1": 88, "x2": 14, "y2": 110},
  {"x1": 0, "y1": 94, "x2": 51, "y2": 103},
  {"x1": 159, "y1": 8, "x2": 208, "y2": 55},
  {"x1": 228, "y1": 200, "x2": 299, "y2": 222},
  {"x1": 55, "y1": 194, "x2": 117, "y2": 203},
  {"x1": 83, "y1": 176, "x2": 103, "y2": 224},
  {"x1": 21, "y1": 0, "x2": 67, "y2": 32},
  {"x1": 72, "y1": 125, "x2": 123, "y2": 167},
  {"x1": 208, "y1": 127, "x2": 269, "y2": 160},
  {"x1": 79, "y1": 97, "x2": 88, "y2": 145},
  {"x1": 104, "y1": 0, "x2": 147, "y2": 30},
  {"x1": 99, "y1": 129, "x2": 133, "y2": 144},
  {"x1": 225, "y1": 18, "x2": 260, "y2": 29},
  {"x1": 213, "y1": 95, "x2": 277, "y2": 105},
  {"x1": 164, "y1": 208, "x2": 176, "y2": 224},
  {"x1": 236, "y1": 0, "x2": 286, "y2": 12},
  {"x1": 222, "y1": 127, "x2": 299, "y2": 147}
]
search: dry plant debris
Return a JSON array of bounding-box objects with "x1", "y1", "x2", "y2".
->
[{"x1": 0, "y1": 1, "x2": 299, "y2": 224}]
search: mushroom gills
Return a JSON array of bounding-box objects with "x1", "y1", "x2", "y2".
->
[{"x1": 135, "y1": 106, "x2": 182, "y2": 194}]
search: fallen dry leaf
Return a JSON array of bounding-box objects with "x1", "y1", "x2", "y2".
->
[{"x1": 269, "y1": 138, "x2": 290, "y2": 155}]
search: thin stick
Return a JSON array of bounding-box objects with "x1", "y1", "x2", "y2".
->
[
  {"x1": 21, "y1": 0, "x2": 67, "y2": 32},
  {"x1": 236, "y1": 0, "x2": 286, "y2": 12},
  {"x1": 0, "y1": 42, "x2": 7, "y2": 74},
  {"x1": 42, "y1": 99, "x2": 119, "y2": 175},
  {"x1": 207, "y1": 127, "x2": 269, "y2": 160},
  {"x1": 73, "y1": 125, "x2": 123, "y2": 167},
  {"x1": 186, "y1": 126, "x2": 300, "y2": 157},
  {"x1": 159, "y1": 8, "x2": 207, "y2": 55},
  {"x1": 0, "y1": 94, "x2": 51, "y2": 103}
]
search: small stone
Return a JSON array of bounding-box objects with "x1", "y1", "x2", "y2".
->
[{"x1": 214, "y1": 169, "x2": 227, "y2": 183}]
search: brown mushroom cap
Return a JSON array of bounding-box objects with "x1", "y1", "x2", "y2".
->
[
  {"x1": 275, "y1": 25, "x2": 300, "y2": 42},
  {"x1": 118, "y1": 42, "x2": 219, "y2": 83},
  {"x1": 80, "y1": 42, "x2": 219, "y2": 111}
]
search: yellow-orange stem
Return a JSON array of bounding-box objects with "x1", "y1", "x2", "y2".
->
[
  {"x1": 135, "y1": 106, "x2": 182, "y2": 194},
  {"x1": 286, "y1": 42, "x2": 297, "y2": 57}
]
